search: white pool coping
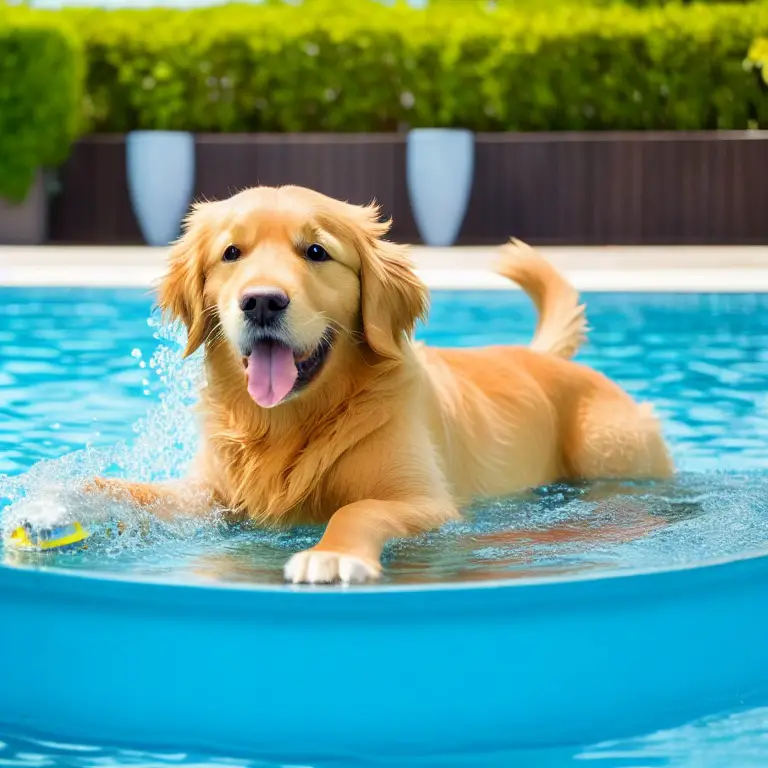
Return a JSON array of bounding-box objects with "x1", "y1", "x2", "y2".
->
[{"x1": 2, "y1": 245, "x2": 768, "y2": 292}]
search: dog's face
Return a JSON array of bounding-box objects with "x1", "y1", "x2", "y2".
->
[{"x1": 158, "y1": 186, "x2": 428, "y2": 409}]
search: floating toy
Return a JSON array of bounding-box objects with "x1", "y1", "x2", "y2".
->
[{"x1": 6, "y1": 521, "x2": 90, "y2": 551}]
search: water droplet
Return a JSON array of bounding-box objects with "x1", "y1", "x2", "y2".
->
[{"x1": 131, "y1": 348, "x2": 142, "y2": 359}]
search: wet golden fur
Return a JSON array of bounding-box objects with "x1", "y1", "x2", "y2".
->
[{"x1": 90, "y1": 185, "x2": 673, "y2": 583}]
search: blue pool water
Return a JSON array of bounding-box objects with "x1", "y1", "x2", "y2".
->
[
  {"x1": 2, "y1": 287, "x2": 768, "y2": 766},
  {"x1": 2, "y1": 288, "x2": 768, "y2": 477}
]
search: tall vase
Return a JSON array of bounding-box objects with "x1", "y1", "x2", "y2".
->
[
  {"x1": 0, "y1": 171, "x2": 48, "y2": 245},
  {"x1": 126, "y1": 131, "x2": 195, "y2": 246},
  {"x1": 406, "y1": 128, "x2": 474, "y2": 247}
]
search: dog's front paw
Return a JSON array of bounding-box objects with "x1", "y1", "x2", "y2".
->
[{"x1": 284, "y1": 549, "x2": 380, "y2": 585}]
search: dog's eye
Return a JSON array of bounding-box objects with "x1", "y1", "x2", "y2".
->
[
  {"x1": 305, "y1": 243, "x2": 331, "y2": 263},
  {"x1": 222, "y1": 245, "x2": 241, "y2": 262}
]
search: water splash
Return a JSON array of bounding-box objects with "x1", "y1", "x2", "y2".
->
[
  {"x1": 114, "y1": 313, "x2": 205, "y2": 482},
  {"x1": 0, "y1": 311, "x2": 208, "y2": 558}
]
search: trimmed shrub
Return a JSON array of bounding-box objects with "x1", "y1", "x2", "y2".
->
[
  {"x1": 62, "y1": 1, "x2": 768, "y2": 133},
  {"x1": 0, "y1": 9, "x2": 84, "y2": 202}
]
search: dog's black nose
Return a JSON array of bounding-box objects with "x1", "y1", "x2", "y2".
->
[{"x1": 240, "y1": 289, "x2": 290, "y2": 326}]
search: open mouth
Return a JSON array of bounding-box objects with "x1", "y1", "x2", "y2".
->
[{"x1": 241, "y1": 332, "x2": 334, "y2": 409}]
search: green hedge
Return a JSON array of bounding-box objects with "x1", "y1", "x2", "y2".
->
[
  {"x1": 41, "y1": 1, "x2": 768, "y2": 133},
  {"x1": 0, "y1": 10, "x2": 84, "y2": 202}
]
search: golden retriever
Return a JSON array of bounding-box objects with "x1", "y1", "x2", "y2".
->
[{"x1": 89, "y1": 185, "x2": 673, "y2": 583}]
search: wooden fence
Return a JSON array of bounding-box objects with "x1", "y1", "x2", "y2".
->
[{"x1": 49, "y1": 132, "x2": 768, "y2": 245}]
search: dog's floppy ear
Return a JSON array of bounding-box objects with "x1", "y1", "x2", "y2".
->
[
  {"x1": 157, "y1": 204, "x2": 211, "y2": 358},
  {"x1": 356, "y1": 208, "x2": 429, "y2": 360}
]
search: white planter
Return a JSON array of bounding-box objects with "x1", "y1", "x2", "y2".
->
[
  {"x1": 0, "y1": 171, "x2": 48, "y2": 245},
  {"x1": 126, "y1": 131, "x2": 195, "y2": 246},
  {"x1": 406, "y1": 128, "x2": 474, "y2": 247}
]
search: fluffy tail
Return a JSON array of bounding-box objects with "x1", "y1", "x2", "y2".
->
[{"x1": 497, "y1": 238, "x2": 588, "y2": 359}]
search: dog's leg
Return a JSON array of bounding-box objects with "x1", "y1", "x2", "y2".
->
[
  {"x1": 284, "y1": 497, "x2": 457, "y2": 584},
  {"x1": 84, "y1": 477, "x2": 214, "y2": 521},
  {"x1": 564, "y1": 397, "x2": 674, "y2": 481}
]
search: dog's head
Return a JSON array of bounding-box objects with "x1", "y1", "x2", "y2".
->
[{"x1": 157, "y1": 185, "x2": 428, "y2": 409}]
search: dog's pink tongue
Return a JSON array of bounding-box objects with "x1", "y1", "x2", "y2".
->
[{"x1": 245, "y1": 342, "x2": 298, "y2": 408}]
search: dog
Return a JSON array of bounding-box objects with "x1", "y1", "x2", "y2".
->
[{"x1": 88, "y1": 185, "x2": 674, "y2": 584}]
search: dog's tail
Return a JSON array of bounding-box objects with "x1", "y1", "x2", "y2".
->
[{"x1": 497, "y1": 238, "x2": 588, "y2": 360}]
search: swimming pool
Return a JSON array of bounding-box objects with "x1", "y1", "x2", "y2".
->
[
  {"x1": 3, "y1": 287, "x2": 768, "y2": 477},
  {"x1": 1, "y1": 287, "x2": 768, "y2": 766}
]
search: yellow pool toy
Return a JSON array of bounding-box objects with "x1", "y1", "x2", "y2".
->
[{"x1": 7, "y1": 521, "x2": 90, "y2": 551}]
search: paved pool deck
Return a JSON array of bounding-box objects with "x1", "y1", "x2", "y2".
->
[{"x1": 2, "y1": 244, "x2": 768, "y2": 291}]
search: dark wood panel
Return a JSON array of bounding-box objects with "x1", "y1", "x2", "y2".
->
[
  {"x1": 49, "y1": 135, "x2": 142, "y2": 244},
  {"x1": 193, "y1": 134, "x2": 420, "y2": 243},
  {"x1": 49, "y1": 132, "x2": 768, "y2": 246}
]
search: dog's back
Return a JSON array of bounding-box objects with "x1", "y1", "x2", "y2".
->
[{"x1": 415, "y1": 242, "x2": 672, "y2": 502}]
